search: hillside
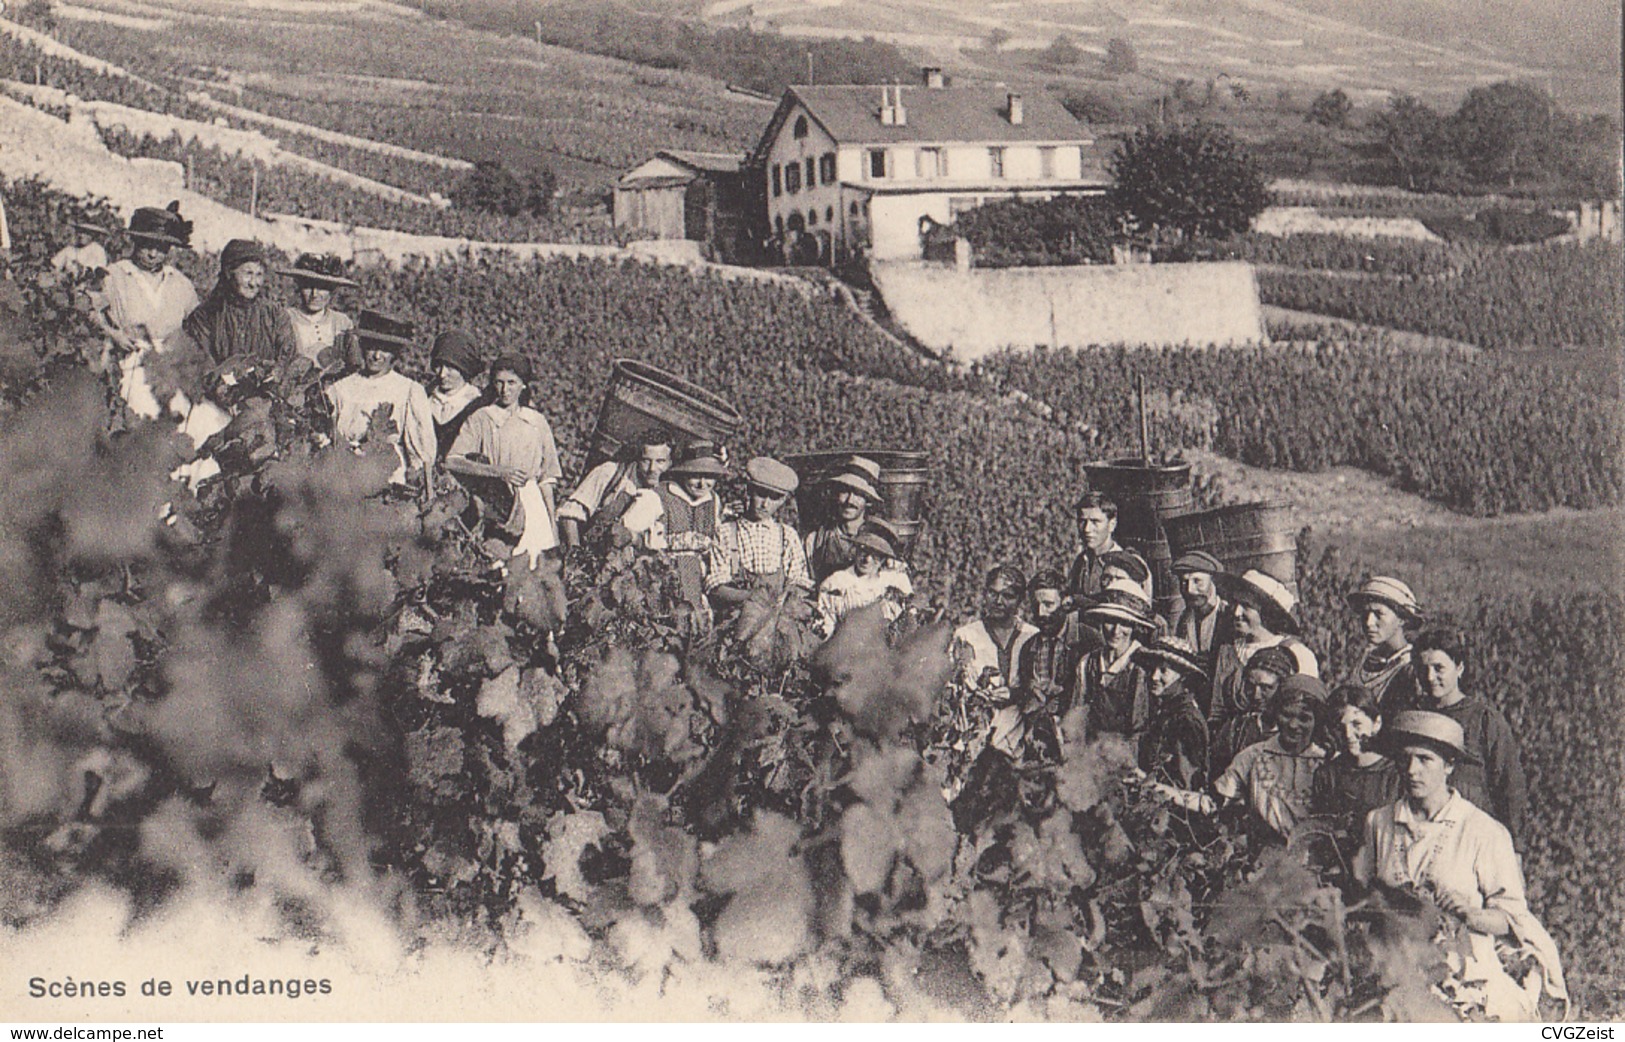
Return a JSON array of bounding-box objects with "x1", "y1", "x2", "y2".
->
[{"x1": 697, "y1": 0, "x2": 1622, "y2": 113}]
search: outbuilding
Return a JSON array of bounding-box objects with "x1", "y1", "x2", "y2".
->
[{"x1": 613, "y1": 150, "x2": 750, "y2": 262}]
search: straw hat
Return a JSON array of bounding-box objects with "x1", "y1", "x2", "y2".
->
[
  {"x1": 841, "y1": 455, "x2": 882, "y2": 485},
  {"x1": 70, "y1": 220, "x2": 107, "y2": 236},
  {"x1": 1133, "y1": 636, "x2": 1207, "y2": 679},
  {"x1": 849, "y1": 522, "x2": 898, "y2": 560},
  {"x1": 1081, "y1": 579, "x2": 1156, "y2": 632},
  {"x1": 1349, "y1": 576, "x2": 1424, "y2": 625},
  {"x1": 280, "y1": 252, "x2": 359, "y2": 289},
  {"x1": 823, "y1": 470, "x2": 882, "y2": 503},
  {"x1": 1377, "y1": 710, "x2": 1479, "y2": 765},
  {"x1": 666, "y1": 442, "x2": 728, "y2": 480},
  {"x1": 1215, "y1": 569, "x2": 1299, "y2": 635}
]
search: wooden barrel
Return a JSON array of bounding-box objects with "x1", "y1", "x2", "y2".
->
[
  {"x1": 786, "y1": 449, "x2": 929, "y2": 556},
  {"x1": 587, "y1": 359, "x2": 743, "y2": 470},
  {"x1": 1163, "y1": 502, "x2": 1298, "y2": 595},
  {"x1": 1083, "y1": 459, "x2": 1194, "y2": 617}
]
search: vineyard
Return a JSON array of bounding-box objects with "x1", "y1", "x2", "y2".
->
[
  {"x1": 1254, "y1": 241, "x2": 1624, "y2": 355},
  {"x1": 96, "y1": 129, "x2": 618, "y2": 245},
  {"x1": 2, "y1": 179, "x2": 1623, "y2": 1019},
  {"x1": 976, "y1": 339, "x2": 1622, "y2": 516},
  {"x1": 10, "y1": 7, "x2": 765, "y2": 187}
]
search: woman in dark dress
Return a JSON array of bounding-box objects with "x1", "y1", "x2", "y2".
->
[
  {"x1": 1311, "y1": 683, "x2": 1401, "y2": 859},
  {"x1": 1133, "y1": 636, "x2": 1211, "y2": 791},
  {"x1": 1072, "y1": 579, "x2": 1158, "y2": 751}
]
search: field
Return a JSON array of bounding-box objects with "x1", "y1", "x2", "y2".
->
[
  {"x1": 16, "y1": 0, "x2": 768, "y2": 187},
  {"x1": 2, "y1": 176, "x2": 1622, "y2": 1018}
]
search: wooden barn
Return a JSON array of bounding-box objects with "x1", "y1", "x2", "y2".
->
[{"x1": 613, "y1": 150, "x2": 751, "y2": 262}]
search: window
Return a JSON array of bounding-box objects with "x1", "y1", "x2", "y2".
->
[
  {"x1": 988, "y1": 147, "x2": 1005, "y2": 179},
  {"x1": 867, "y1": 148, "x2": 887, "y2": 179},
  {"x1": 793, "y1": 115, "x2": 809, "y2": 139},
  {"x1": 785, "y1": 161, "x2": 802, "y2": 193},
  {"x1": 825, "y1": 206, "x2": 834, "y2": 223},
  {"x1": 806, "y1": 157, "x2": 817, "y2": 187},
  {"x1": 917, "y1": 147, "x2": 945, "y2": 179},
  {"x1": 849, "y1": 201, "x2": 860, "y2": 216},
  {"x1": 775, "y1": 215, "x2": 785, "y2": 235},
  {"x1": 771, "y1": 164, "x2": 782, "y2": 197},
  {"x1": 808, "y1": 208, "x2": 818, "y2": 227},
  {"x1": 1039, "y1": 146, "x2": 1056, "y2": 179},
  {"x1": 819, "y1": 152, "x2": 836, "y2": 184}
]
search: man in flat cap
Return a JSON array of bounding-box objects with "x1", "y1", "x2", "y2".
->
[
  {"x1": 706, "y1": 456, "x2": 813, "y2": 608},
  {"x1": 1169, "y1": 550, "x2": 1235, "y2": 713}
]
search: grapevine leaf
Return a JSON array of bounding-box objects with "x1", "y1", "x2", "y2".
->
[
  {"x1": 701, "y1": 811, "x2": 813, "y2": 964},
  {"x1": 841, "y1": 802, "x2": 900, "y2": 894},
  {"x1": 628, "y1": 794, "x2": 698, "y2": 907},
  {"x1": 477, "y1": 667, "x2": 534, "y2": 752},
  {"x1": 404, "y1": 724, "x2": 466, "y2": 797},
  {"x1": 542, "y1": 810, "x2": 610, "y2": 904}
]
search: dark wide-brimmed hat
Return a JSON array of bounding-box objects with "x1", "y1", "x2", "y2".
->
[
  {"x1": 1081, "y1": 579, "x2": 1157, "y2": 632},
  {"x1": 1349, "y1": 576, "x2": 1425, "y2": 625},
  {"x1": 850, "y1": 521, "x2": 899, "y2": 560},
  {"x1": 1215, "y1": 569, "x2": 1300, "y2": 635},
  {"x1": 1134, "y1": 636, "x2": 1207, "y2": 679},
  {"x1": 1376, "y1": 710, "x2": 1479, "y2": 765},
  {"x1": 127, "y1": 202, "x2": 192, "y2": 248},
  {"x1": 1171, "y1": 551, "x2": 1225, "y2": 577},
  {"x1": 280, "y1": 252, "x2": 358, "y2": 289},
  {"x1": 355, "y1": 310, "x2": 417, "y2": 354},
  {"x1": 666, "y1": 442, "x2": 728, "y2": 481},
  {"x1": 430, "y1": 330, "x2": 482, "y2": 378},
  {"x1": 746, "y1": 456, "x2": 799, "y2": 496}
]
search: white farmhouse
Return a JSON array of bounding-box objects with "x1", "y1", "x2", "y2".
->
[{"x1": 751, "y1": 73, "x2": 1110, "y2": 263}]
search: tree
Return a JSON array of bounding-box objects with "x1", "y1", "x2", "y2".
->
[
  {"x1": 1104, "y1": 37, "x2": 1138, "y2": 75},
  {"x1": 1306, "y1": 88, "x2": 1352, "y2": 128},
  {"x1": 1449, "y1": 81, "x2": 1556, "y2": 190},
  {"x1": 985, "y1": 27, "x2": 1011, "y2": 51},
  {"x1": 1108, "y1": 122, "x2": 1269, "y2": 245},
  {"x1": 1061, "y1": 89, "x2": 1127, "y2": 125},
  {"x1": 1043, "y1": 34, "x2": 1083, "y2": 64},
  {"x1": 452, "y1": 160, "x2": 556, "y2": 217},
  {"x1": 1373, "y1": 94, "x2": 1455, "y2": 191}
]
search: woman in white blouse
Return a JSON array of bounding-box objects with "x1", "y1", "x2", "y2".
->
[{"x1": 1355, "y1": 711, "x2": 1566, "y2": 1020}]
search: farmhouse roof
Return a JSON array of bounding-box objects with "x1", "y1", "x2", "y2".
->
[
  {"x1": 658, "y1": 150, "x2": 745, "y2": 174},
  {"x1": 774, "y1": 85, "x2": 1090, "y2": 147}
]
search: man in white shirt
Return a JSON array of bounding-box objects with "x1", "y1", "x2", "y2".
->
[{"x1": 557, "y1": 436, "x2": 674, "y2": 548}]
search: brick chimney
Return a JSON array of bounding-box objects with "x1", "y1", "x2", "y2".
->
[
  {"x1": 1007, "y1": 93, "x2": 1024, "y2": 125},
  {"x1": 922, "y1": 66, "x2": 945, "y2": 88}
]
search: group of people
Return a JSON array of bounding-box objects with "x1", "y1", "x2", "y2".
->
[
  {"x1": 67, "y1": 203, "x2": 1563, "y2": 1019},
  {"x1": 945, "y1": 493, "x2": 1563, "y2": 1018},
  {"x1": 66, "y1": 202, "x2": 919, "y2": 627}
]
